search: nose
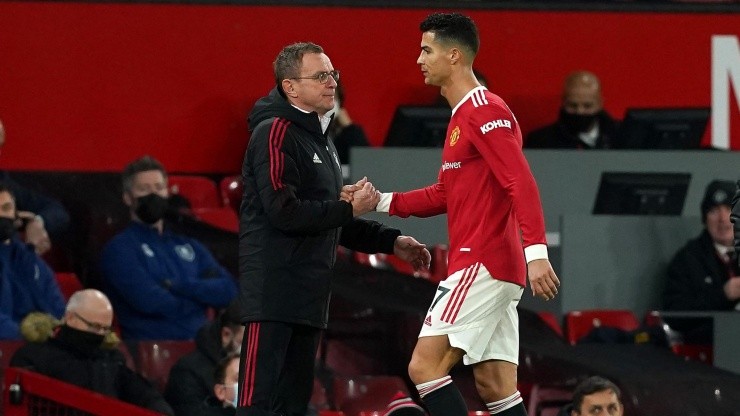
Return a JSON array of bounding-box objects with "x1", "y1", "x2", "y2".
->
[{"x1": 416, "y1": 52, "x2": 424, "y2": 65}]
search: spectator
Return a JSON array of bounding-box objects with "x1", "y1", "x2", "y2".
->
[
  {"x1": 329, "y1": 80, "x2": 370, "y2": 174},
  {"x1": 10, "y1": 289, "x2": 174, "y2": 415},
  {"x1": 663, "y1": 180, "x2": 740, "y2": 342},
  {"x1": 0, "y1": 118, "x2": 71, "y2": 254},
  {"x1": 99, "y1": 155, "x2": 237, "y2": 340},
  {"x1": 559, "y1": 376, "x2": 623, "y2": 416},
  {"x1": 165, "y1": 300, "x2": 243, "y2": 416},
  {"x1": 525, "y1": 71, "x2": 619, "y2": 149},
  {"x1": 0, "y1": 183, "x2": 65, "y2": 339},
  {"x1": 198, "y1": 352, "x2": 240, "y2": 415}
]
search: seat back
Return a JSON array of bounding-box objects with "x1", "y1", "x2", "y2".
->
[
  {"x1": 565, "y1": 309, "x2": 639, "y2": 345},
  {"x1": 55, "y1": 272, "x2": 83, "y2": 301},
  {"x1": 136, "y1": 340, "x2": 196, "y2": 392},
  {"x1": 333, "y1": 375, "x2": 408, "y2": 415},
  {"x1": 219, "y1": 175, "x2": 243, "y2": 213},
  {"x1": 168, "y1": 175, "x2": 221, "y2": 209},
  {"x1": 671, "y1": 343, "x2": 713, "y2": 364},
  {"x1": 537, "y1": 311, "x2": 563, "y2": 338},
  {"x1": 193, "y1": 207, "x2": 239, "y2": 233}
]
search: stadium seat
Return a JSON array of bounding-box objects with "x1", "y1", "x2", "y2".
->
[
  {"x1": 55, "y1": 272, "x2": 83, "y2": 301},
  {"x1": 311, "y1": 377, "x2": 330, "y2": 412},
  {"x1": 672, "y1": 343, "x2": 713, "y2": 365},
  {"x1": 219, "y1": 175, "x2": 243, "y2": 213},
  {"x1": 192, "y1": 207, "x2": 239, "y2": 233},
  {"x1": 333, "y1": 375, "x2": 409, "y2": 416},
  {"x1": 136, "y1": 340, "x2": 196, "y2": 392},
  {"x1": 527, "y1": 384, "x2": 572, "y2": 416},
  {"x1": 168, "y1": 175, "x2": 221, "y2": 209},
  {"x1": 537, "y1": 311, "x2": 563, "y2": 338},
  {"x1": 564, "y1": 309, "x2": 640, "y2": 345}
]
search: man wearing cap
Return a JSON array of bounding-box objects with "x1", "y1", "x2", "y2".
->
[{"x1": 663, "y1": 180, "x2": 740, "y2": 341}]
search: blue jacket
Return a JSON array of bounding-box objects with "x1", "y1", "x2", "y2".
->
[
  {"x1": 0, "y1": 237, "x2": 65, "y2": 339},
  {"x1": 100, "y1": 222, "x2": 237, "y2": 340}
]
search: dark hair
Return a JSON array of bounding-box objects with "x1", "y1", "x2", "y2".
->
[
  {"x1": 571, "y1": 376, "x2": 621, "y2": 413},
  {"x1": 122, "y1": 155, "x2": 167, "y2": 193},
  {"x1": 213, "y1": 351, "x2": 240, "y2": 385},
  {"x1": 274, "y1": 42, "x2": 324, "y2": 91},
  {"x1": 420, "y1": 13, "x2": 479, "y2": 57},
  {"x1": 0, "y1": 183, "x2": 15, "y2": 201},
  {"x1": 219, "y1": 299, "x2": 242, "y2": 331}
]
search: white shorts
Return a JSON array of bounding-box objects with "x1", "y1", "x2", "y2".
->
[{"x1": 419, "y1": 263, "x2": 523, "y2": 365}]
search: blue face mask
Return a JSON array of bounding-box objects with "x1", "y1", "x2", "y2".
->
[{"x1": 230, "y1": 382, "x2": 239, "y2": 408}]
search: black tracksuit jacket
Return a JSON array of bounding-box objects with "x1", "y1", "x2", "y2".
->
[{"x1": 239, "y1": 87, "x2": 400, "y2": 329}]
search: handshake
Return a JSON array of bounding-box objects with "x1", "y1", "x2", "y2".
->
[{"x1": 340, "y1": 177, "x2": 381, "y2": 217}]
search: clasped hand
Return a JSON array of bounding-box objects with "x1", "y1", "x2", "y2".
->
[{"x1": 340, "y1": 176, "x2": 380, "y2": 217}]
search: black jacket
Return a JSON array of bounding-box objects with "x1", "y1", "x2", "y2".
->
[
  {"x1": 10, "y1": 327, "x2": 173, "y2": 415},
  {"x1": 164, "y1": 322, "x2": 223, "y2": 416},
  {"x1": 240, "y1": 88, "x2": 400, "y2": 328},
  {"x1": 663, "y1": 230, "x2": 738, "y2": 312},
  {"x1": 198, "y1": 396, "x2": 235, "y2": 416},
  {"x1": 525, "y1": 111, "x2": 619, "y2": 149}
]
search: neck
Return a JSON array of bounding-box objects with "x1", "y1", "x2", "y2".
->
[{"x1": 440, "y1": 69, "x2": 481, "y2": 108}]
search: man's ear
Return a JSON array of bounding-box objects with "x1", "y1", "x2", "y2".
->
[
  {"x1": 123, "y1": 192, "x2": 133, "y2": 207},
  {"x1": 214, "y1": 384, "x2": 226, "y2": 402},
  {"x1": 449, "y1": 47, "x2": 461, "y2": 65},
  {"x1": 282, "y1": 79, "x2": 298, "y2": 98}
]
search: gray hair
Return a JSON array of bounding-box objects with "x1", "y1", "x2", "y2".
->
[{"x1": 273, "y1": 42, "x2": 324, "y2": 91}]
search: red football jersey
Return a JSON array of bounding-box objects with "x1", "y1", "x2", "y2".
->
[{"x1": 386, "y1": 87, "x2": 547, "y2": 286}]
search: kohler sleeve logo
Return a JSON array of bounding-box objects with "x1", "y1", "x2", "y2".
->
[{"x1": 480, "y1": 119, "x2": 512, "y2": 134}]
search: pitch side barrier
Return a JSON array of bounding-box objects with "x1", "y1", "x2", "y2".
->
[{"x1": 2, "y1": 367, "x2": 163, "y2": 416}]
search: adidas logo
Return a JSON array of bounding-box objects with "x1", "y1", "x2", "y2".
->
[
  {"x1": 424, "y1": 315, "x2": 432, "y2": 326},
  {"x1": 313, "y1": 153, "x2": 322, "y2": 164}
]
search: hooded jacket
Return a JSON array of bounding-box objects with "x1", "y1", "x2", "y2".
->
[
  {"x1": 164, "y1": 322, "x2": 224, "y2": 416},
  {"x1": 240, "y1": 87, "x2": 400, "y2": 328}
]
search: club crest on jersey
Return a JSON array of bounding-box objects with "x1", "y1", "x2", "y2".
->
[
  {"x1": 480, "y1": 119, "x2": 512, "y2": 134},
  {"x1": 449, "y1": 126, "x2": 461, "y2": 146}
]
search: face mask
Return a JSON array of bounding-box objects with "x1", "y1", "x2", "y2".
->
[
  {"x1": 559, "y1": 108, "x2": 598, "y2": 134},
  {"x1": 135, "y1": 193, "x2": 169, "y2": 224},
  {"x1": 59, "y1": 324, "x2": 105, "y2": 349},
  {"x1": 230, "y1": 382, "x2": 239, "y2": 408},
  {"x1": 0, "y1": 217, "x2": 16, "y2": 241}
]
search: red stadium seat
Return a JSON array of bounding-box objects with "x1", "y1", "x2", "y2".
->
[
  {"x1": 527, "y1": 384, "x2": 572, "y2": 416},
  {"x1": 333, "y1": 375, "x2": 409, "y2": 416},
  {"x1": 136, "y1": 340, "x2": 196, "y2": 392},
  {"x1": 168, "y1": 175, "x2": 221, "y2": 209},
  {"x1": 192, "y1": 207, "x2": 239, "y2": 233},
  {"x1": 537, "y1": 311, "x2": 563, "y2": 338},
  {"x1": 219, "y1": 175, "x2": 243, "y2": 213},
  {"x1": 564, "y1": 309, "x2": 640, "y2": 345},
  {"x1": 55, "y1": 272, "x2": 83, "y2": 301},
  {"x1": 671, "y1": 343, "x2": 713, "y2": 365}
]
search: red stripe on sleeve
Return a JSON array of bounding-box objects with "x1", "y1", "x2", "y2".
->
[{"x1": 268, "y1": 119, "x2": 290, "y2": 190}]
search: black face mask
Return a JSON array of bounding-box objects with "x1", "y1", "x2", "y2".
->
[
  {"x1": 135, "y1": 194, "x2": 169, "y2": 224},
  {"x1": 58, "y1": 325, "x2": 105, "y2": 349},
  {"x1": 0, "y1": 217, "x2": 17, "y2": 241},
  {"x1": 559, "y1": 108, "x2": 599, "y2": 135}
]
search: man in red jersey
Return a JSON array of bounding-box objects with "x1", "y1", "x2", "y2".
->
[{"x1": 355, "y1": 12, "x2": 560, "y2": 416}]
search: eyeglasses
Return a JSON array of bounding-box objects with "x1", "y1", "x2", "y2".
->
[
  {"x1": 73, "y1": 312, "x2": 113, "y2": 334},
  {"x1": 291, "y1": 70, "x2": 340, "y2": 84}
]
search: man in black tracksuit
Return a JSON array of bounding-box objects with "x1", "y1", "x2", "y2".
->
[{"x1": 237, "y1": 42, "x2": 430, "y2": 416}]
